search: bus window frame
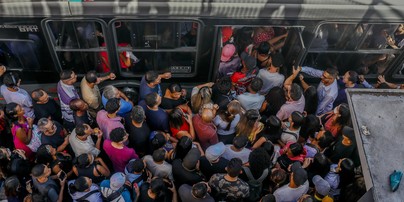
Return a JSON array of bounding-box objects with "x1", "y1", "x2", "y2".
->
[
  {"x1": 109, "y1": 18, "x2": 203, "y2": 78},
  {"x1": 42, "y1": 18, "x2": 109, "y2": 74}
]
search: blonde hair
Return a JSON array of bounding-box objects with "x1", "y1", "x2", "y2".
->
[
  {"x1": 201, "y1": 108, "x2": 214, "y2": 123},
  {"x1": 236, "y1": 109, "x2": 261, "y2": 142},
  {"x1": 218, "y1": 100, "x2": 242, "y2": 131},
  {"x1": 191, "y1": 86, "x2": 212, "y2": 114}
]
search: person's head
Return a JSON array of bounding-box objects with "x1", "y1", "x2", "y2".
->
[
  {"x1": 145, "y1": 92, "x2": 161, "y2": 108},
  {"x1": 303, "y1": 86, "x2": 318, "y2": 115},
  {"x1": 216, "y1": 76, "x2": 232, "y2": 95},
  {"x1": 3, "y1": 72, "x2": 21, "y2": 88},
  {"x1": 110, "y1": 172, "x2": 126, "y2": 191},
  {"x1": 270, "y1": 53, "x2": 285, "y2": 69},
  {"x1": 337, "y1": 158, "x2": 355, "y2": 187},
  {"x1": 74, "y1": 153, "x2": 94, "y2": 168},
  {"x1": 5, "y1": 103, "x2": 24, "y2": 122},
  {"x1": 152, "y1": 148, "x2": 167, "y2": 163},
  {"x1": 75, "y1": 123, "x2": 92, "y2": 138},
  {"x1": 290, "y1": 162, "x2": 308, "y2": 187},
  {"x1": 232, "y1": 135, "x2": 248, "y2": 149},
  {"x1": 333, "y1": 103, "x2": 351, "y2": 126},
  {"x1": 249, "y1": 77, "x2": 263, "y2": 93},
  {"x1": 289, "y1": 111, "x2": 304, "y2": 129},
  {"x1": 85, "y1": 70, "x2": 99, "y2": 84},
  {"x1": 286, "y1": 83, "x2": 303, "y2": 102},
  {"x1": 166, "y1": 83, "x2": 182, "y2": 100},
  {"x1": 145, "y1": 71, "x2": 161, "y2": 86},
  {"x1": 0, "y1": 147, "x2": 12, "y2": 161},
  {"x1": 226, "y1": 158, "x2": 243, "y2": 177},
  {"x1": 321, "y1": 68, "x2": 338, "y2": 86},
  {"x1": 308, "y1": 153, "x2": 330, "y2": 177},
  {"x1": 227, "y1": 100, "x2": 242, "y2": 115},
  {"x1": 131, "y1": 105, "x2": 145, "y2": 124},
  {"x1": 174, "y1": 136, "x2": 192, "y2": 160},
  {"x1": 192, "y1": 182, "x2": 209, "y2": 199},
  {"x1": 240, "y1": 52, "x2": 257, "y2": 70},
  {"x1": 288, "y1": 143, "x2": 303, "y2": 157},
  {"x1": 31, "y1": 89, "x2": 49, "y2": 103},
  {"x1": 264, "y1": 115, "x2": 282, "y2": 136},
  {"x1": 299, "y1": 114, "x2": 321, "y2": 141},
  {"x1": 261, "y1": 141, "x2": 275, "y2": 159},
  {"x1": 342, "y1": 71, "x2": 358, "y2": 85},
  {"x1": 31, "y1": 164, "x2": 51, "y2": 180},
  {"x1": 37, "y1": 118, "x2": 57, "y2": 136},
  {"x1": 105, "y1": 98, "x2": 120, "y2": 114},
  {"x1": 201, "y1": 108, "x2": 214, "y2": 123},
  {"x1": 205, "y1": 142, "x2": 226, "y2": 163},
  {"x1": 126, "y1": 159, "x2": 145, "y2": 174},
  {"x1": 257, "y1": 42, "x2": 271, "y2": 55},
  {"x1": 149, "y1": 178, "x2": 166, "y2": 198},
  {"x1": 69, "y1": 98, "x2": 88, "y2": 112},
  {"x1": 102, "y1": 85, "x2": 119, "y2": 99},
  {"x1": 221, "y1": 44, "x2": 236, "y2": 62},
  {"x1": 150, "y1": 131, "x2": 167, "y2": 151},
  {"x1": 248, "y1": 148, "x2": 271, "y2": 176},
  {"x1": 182, "y1": 148, "x2": 201, "y2": 170},
  {"x1": 36, "y1": 144, "x2": 56, "y2": 165},
  {"x1": 341, "y1": 126, "x2": 355, "y2": 146},
  {"x1": 261, "y1": 194, "x2": 276, "y2": 202},
  {"x1": 191, "y1": 86, "x2": 212, "y2": 114},
  {"x1": 312, "y1": 175, "x2": 331, "y2": 198},
  {"x1": 109, "y1": 127, "x2": 128, "y2": 143},
  {"x1": 60, "y1": 69, "x2": 77, "y2": 85},
  {"x1": 4, "y1": 176, "x2": 21, "y2": 197},
  {"x1": 237, "y1": 109, "x2": 260, "y2": 138},
  {"x1": 169, "y1": 108, "x2": 184, "y2": 129},
  {"x1": 69, "y1": 176, "x2": 92, "y2": 194},
  {"x1": 270, "y1": 168, "x2": 287, "y2": 186},
  {"x1": 315, "y1": 130, "x2": 334, "y2": 149}
]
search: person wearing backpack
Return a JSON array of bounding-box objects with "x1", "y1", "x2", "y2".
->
[
  {"x1": 31, "y1": 164, "x2": 67, "y2": 202},
  {"x1": 100, "y1": 172, "x2": 131, "y2": 202},
  {"x1": 68, "y1": 176, "x2": 102, "y2": 202}
]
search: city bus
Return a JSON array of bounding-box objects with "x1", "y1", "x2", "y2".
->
[{"x1": 0, "y1": 0, "x2": 403, "y2": 95}]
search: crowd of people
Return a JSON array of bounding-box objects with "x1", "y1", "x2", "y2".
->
[{"x1": 0, "y1": 26, "x2": 403, "y2": 202}]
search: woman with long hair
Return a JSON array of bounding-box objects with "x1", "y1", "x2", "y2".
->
[
  {"x1": 72, "y1": 153, "x2": 111, "y2": 184},
  {"x1": 236, "y1": 109, "x2": 264, "y2": 145},
  {"x1": 320, "y1": 103, "x2": 351, "y2": 138},
  {"x1": 213, "y1": 100, "x2": 243, "y2": 144},
  {"x1": 36, "y1": 144, "x2": 73, "y2": 177},
  {"x1": 168, "y1": 107, "x2": 195, "y2": 140},
  {"x1": 191, "y1": 82, "x2": 214, "y2": 114},
  {"x1": 252, "y1": 115, "x2": 282, "y2": 149},
  {"x1": 5, "y1": 103, "x2": 40, "y2": 160},
  {"x1": 324, "y1": 158, "x2": 355, "y2": 197}
]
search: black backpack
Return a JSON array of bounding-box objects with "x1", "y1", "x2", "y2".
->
[{"x1": 242, "y1": 167, "x2": 269, "y2": 202}]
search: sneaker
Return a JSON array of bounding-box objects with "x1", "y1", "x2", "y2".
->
[{"x1": 390, "y1": 170, "x2": 403, "y2": 192}]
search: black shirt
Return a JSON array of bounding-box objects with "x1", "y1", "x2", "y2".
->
[
  {"x1": 41, "y1": 121, "x2": 67, "y2": 149},
  {"x1": 160, "y1": 97, "x2": 186, "y2": 110},
  {"x1": 33, "y1": 99, "x2": 63, "y2": 124},
  {"x1": 199, "y1": 156, "x2": 229, "y2": 180},
  {"x1": 172, "y1": 159, "x2": 204, "y2": 187},
  {"x1": 126, "y1": 121, "x2": 150, "y2": 157}
]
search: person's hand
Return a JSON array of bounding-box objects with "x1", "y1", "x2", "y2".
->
[
  {"x1": 27, "y1": 117, "x2": 34, "y2": 127},
  {"x1": 213, "y1": 104, "x2": 219, "y2": 111},
  {"x1": 206, "y1": 82, "x2": 215, "y2": 88},
  {"x1": 378, "y1": 75, "x2": 386, "y2": 83},
  {"x1": 0, "y1": 65, "x2": 6, "y2": 77},
  {"x1": 26, "y1": 180, "x2": 33, "y2": 194},
  {"x1": 181, "y1": 89, "x2": 187, "y2": 97},
  {"x1": 292, "y1": 66, "x2": 301, "y2": 75},
  {"x1": 302, "y1": 158, "x2": 313, "y2": 169},
  {"x1": 167, "y1": 182, "x2": 176, "y2": 193},
  {"x1": 133, "y1": 182, "x2": 140, "y2": 196},
  {"x1": 358, "y1": 75, "x2": 365, "y2": 83},
  {"x1": 161, "y1": 72, "x2": 172, "y2": 79},
  {"x1": 14, "y1": 149, "x2": 27, "y2": 160},
  {"x1": 63, "y1": 135, "x2": 70, "y2": 145},
  {"x1": 109, "y1": 73, "x2": 116, "y2": 80},
  {"x1": 184, "y1": 113, "x2": 192, "y2": 124},
  {"x1": 299, "y1": 74, "x2": 304, "y2": 81},
  {"x1": 57, "y1": 171, "x2": 67, "y2": 186},
  {"x1": 386, "y1": 36, "x2": 396, "y2": 46},
  {"x1": 94, "y1": 128, "x2": 103, "y2": 139}
]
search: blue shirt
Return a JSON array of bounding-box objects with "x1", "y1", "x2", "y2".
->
[
  {"x1": 102, "y1": 95, "x2": 132, "y2": 117},
  {"x1": 100, "y1": 180, "x2": 132, "y2": 202},
  {"x1": 301, "y1": 66, "x2": 338, "y2": 115},
  {"x1": 139, "y1": 76, "x2": 162, "y2": 101}
]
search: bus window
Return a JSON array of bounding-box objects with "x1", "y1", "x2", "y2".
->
[
  {"x1": 360, "y1": 24, "x2": 402, "y2": 50},
  {"x1": 45, "y1": 20, "x2": 108, "y2": 74},
  {"x1": 112, "y1": 20, "x2": 199, "y2": 75}
]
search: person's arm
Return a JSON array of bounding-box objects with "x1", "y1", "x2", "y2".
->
[
  {"x1": 0, "y1": 65, "x2": 6, "y2": 77},
  {"x1": 159, "y1": 72, "x2": 172, "y2": 80},
  {"x1": 99, "y1": 73, "x2": 116, "y2": 83},
  {"x1": 299, "y1": 74, "x2": 311, "y2": 91},
  {"x1": 358, "y1": 75, "x2": 374, "y2": 89},
  {"x1": 118, "y1": 90, "x2": 130, "y2": 102},
  {"x1": 284, "y1": 66, "x2": 301, "y2": 88},
  {"x1": 168, "y1": 183, "x2": 178, "y2": 202},
  {"x1": 55, "y1": 173, "x2": 67, "y2": 202},
  {"x1": 193, "y1": 142, "x2": 205, "y2": 156},
  {"x1": 301, "y1": 66, "x2": 324, "y2": 78},
  {"x1": 378, "y1": 75, "x2": 398, "y2": 89},
  {"x1": 95, "y1": 129, "x2": 103, "y2": 151},
  {"x1": 16, "y1": 127, "x2": 32, "y2": 145},
  {"x1": 119, "y1": 52, "x2": 132, "y2": 67},
  {"x1": 56, "y1": 135, "x2": 69, "y2": 152},
  {"x1": 251, "y1": 136, "x2": 267, "y2": 150},
  {"x1": 184, "y1": 114, "x2": 195, "y2": 140}
]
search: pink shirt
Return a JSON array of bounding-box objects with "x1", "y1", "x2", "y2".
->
[
  {"x1": 103, "y1": 140, "x2": 138, "y2": 172},
  {"x1": 96, "y1": 110, "x2": 125, "y2": 140},
  {"x1": 192, "y1": 114, "x2": 218, "y2": 150}
]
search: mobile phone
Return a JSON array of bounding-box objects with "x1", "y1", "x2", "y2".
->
[{"x1": 59, "y1": 171, "x2": 66, "y2": 180}]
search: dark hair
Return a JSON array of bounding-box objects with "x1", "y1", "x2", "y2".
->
[
  {"x1": 132, "y1": 159, "x2": 145, "y2": 173},
  {"x1": 31, "y1": 89, "x2": 45, "y2": 101},
  {"x1": 289, "y1": 83, "x2": 303, "y2": 101},
  {"x1": 307, "y1": 153, "x2": 330, "y2": 177},
  {"x1": 338, "y1": 158, "x2": 355, "y2": 188},
  {"x1": 261, "y1": 141, "x2": 275, "y2": 160},
  {"x1": 263, "y1": 115, "x2": 282, "y2": 138},
  {"x1": 4, "y1": 176, "x2": 20, "y2": 197},
  {"x1": 257, "y1": 42, "x2": 271, "y2": 54},
  {"x1": 145, "y1": 71, "x2": 159, "y2": 84},
  {"x1": 150, "y1": 132, "x2": 167, "y2": 151},
  {"x1": 75, "y1": 123, "x2": 87, "y2": 137},
  {"x1": 233, "y1": 135, "x2": 248, "y2": 149},
  {"x1": 105, "y1": 98, "x2": 120, "y2": 114},
  {"x1": 75, "y1": 154, "x2": 91, "y2": 168},
  {"x1": 85, "y1": 71, "x2": 98, "y2": 84},
  {"x1": 150, "y1": 178, "x2": 166, "y2": 199},
  {"x1": 69, "y1": 176, "x2": 90, "y2": 194},
  {"x1": 265, "y1": 87, "x2": 286, "y2": 116},
  {"x1": 168, "y1": 83, "x2": 182, "y2": 93},
  {"x1": 145, "y1": 92, "x2": 159, "y2": 108},
  {"x1": 169, "y1": 108, "x2": 184, "y2": 130},
  {"x1": 3, "y1": 72, "x2": 20, "y2": 88},
  {"x1": 192, "y1": 182, "x2": 208, "y2": 199},
  {"x1": 289, "y1": 143, "x2": 303, "y2": 156},
  {"x1": 173, "y1": 136, "x2": 192, "y2": 160},
  {"x1": 300, "y1": 115, "x2": 321, "y2": 140},
  {"x1": 131, "y1": 105, "x2": 145, "y2": 123},
  {"x1": 4, "y1": 103, "x2": 19, "y2": 123},
  {"x1": 215, "y1": 76, "x2": 232, "y2": 94},
  {"x1": 303, "y1": 86, "x2": 318, "y2": 115},
  {"x1": 317, "y1": 130, "x2": 334, "y2": 149},
  {"x1": 346, "y1": 71, "x2": 358, "y2": 84},
  {"x1": 69, "y1": 98, "x2": 83, "y2": 111},
  {"x1": 36, "y1": 144, "x2": 54, "y2": 165},
  {"x1": 270, "y1": 168, "x2": 287, "y2": 187},
  {"x1": 60, "y1": 69, "x2": 74, "y2": 80},
  {"x1": 31, "y1": 164, "x2": 46, "y2": 177},
  {"x1": 110, "y1": 127, "x2": 126, "y2": 143},
  {"x1": 226, "y1": 158, "x2": 243, "y2": 177},
  {"x1": 152, "y1": 148, "x2": 166, "y2": 163},
  {"x1": 271, "y1": 53, "x2": 285, "y2": 68},
  {"x1": 248, "y1": 148, "x2": 271, "y2": 179},
  {"x1": 291, "y1": 111, "x2": 304, "y2": 128},
  {"x1": 249, "y1": 77, "x2": 263, "y2": 93},
  {"x1": 335, "y1": 103, "x2": 351, "y2": 126},
  {"x1": 325, "y1": 68, "x2": 338, "y2": 78}
]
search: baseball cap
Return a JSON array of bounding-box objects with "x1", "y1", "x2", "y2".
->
[
  {"x1": 182, "y1": 148, "x2": 201, "y2": 170},
  {"x1": 291, "y1": 162, "x2": 308, "y2": 187},
  {"x1": 240, "y1": 52, "x2": 257, "y2": 70},
  {"x1": 221, "y1": 44, "x2": 236, "y2": 62},
  {"x1": 205, "y1": 142, "x2": 226, "y2": 163},
  {"x1": 110, "y1": 172, "x2": 126, "y2": 191},
  {"x1": 313, "y1": 175, "x2": 331, "y2": 196}
]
